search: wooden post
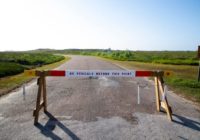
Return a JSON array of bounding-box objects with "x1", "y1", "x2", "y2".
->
[
  {"x1": 33, "y1": 71, "x2": 47, "y2": 124},
  {"x1": 158, "y1": 76, "x2": 172, "y2": 121},
  {"x1": 33, "y1": 76, "x2": 42, "y2": 124},
  {"x1": 154, "y1": 76, "x2": 160, "y2": 111},
  {"x1": 42, "y1": 75, "x2": 47, "y2": 112}
]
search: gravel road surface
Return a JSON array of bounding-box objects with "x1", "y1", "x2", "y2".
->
[{"x1": 0, "y1": 56, "x2": 199, "y2": 140}]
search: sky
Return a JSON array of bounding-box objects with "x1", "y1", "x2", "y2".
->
[{"x1": 0, "y1": 0, "x2": 199, "y2": 51}]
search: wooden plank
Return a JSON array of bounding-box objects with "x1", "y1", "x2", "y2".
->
[
  {"x1": 161, "y1": 101, "x2": 167, "y2": 110},
  {"x1": 33, "y1": 102, "x2": 45, "y2": 116},
  {"x1": 158, "y1": 76, "x2": 172, "y2": 121},
  {"x1": 24, "y1": 70, "x2": 36, "y2": 76},
  {"x1": 135, "y1": 71, "x2": 154, "y2": 77},
  {"x1": 49, "y1": 70, "x2": 65, "y2": 76},
  {"x1": 34, "y1": 77, "x2": 42, "y2": 124},
  {"x1": 42, "y1": 76, "x2": 47, "y2": 112},
  {"x1": 154, "y1": 77, "x2": 160, "y2": 111},
  {"x1": 26, "y1": 70, "x2": 174, "y2": 77}
]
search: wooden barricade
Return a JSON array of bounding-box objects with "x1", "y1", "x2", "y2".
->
[{"x1": 24, "y1": 70, "x2": 173, "y2": 124}]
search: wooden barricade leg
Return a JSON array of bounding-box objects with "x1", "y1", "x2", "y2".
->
[
  {"x1": 154, "y1": 77, "x2": 160, "y2": 111},
  {"x1": 33, "y1": 76, "x2": 42, "y2": 124},
  {"x1": 33, "y1": 72, "x2": 47, "y2": 124},
  {"x1": 42, "y1": 75, "x2": 47, "y2": 112},
  {"x1": 157, "y1": 76, "x2": 172, "y2": 121}
]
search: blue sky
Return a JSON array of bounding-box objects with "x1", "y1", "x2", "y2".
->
[{"x1": 0, "y1": 0, "x2": 199, "y2": 51}]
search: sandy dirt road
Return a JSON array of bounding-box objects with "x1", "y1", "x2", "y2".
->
[{"x1": 0, "y1": 56, "x2": 199, "y2": 140}]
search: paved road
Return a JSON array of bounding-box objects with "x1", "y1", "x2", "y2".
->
[{"x1": 0, "y1": 56, "x2": 199, "y2": 140}]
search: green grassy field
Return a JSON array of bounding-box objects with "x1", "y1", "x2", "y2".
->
[
  {"x1": 31, "y1": 49, "x2": 199, "y2": 65},
  {"x1": 44, "y1": 49, "x2": 198, "y2": 65},
  {"x1": 90, "y1": 51, "x2": 198, "y2": 65},
  {"x1": 0, "y1": 55, "x2": 70, "y2": 96},
  {"x1": 0, "y1": 62, "x2": 25, "y2": 77},
  {"x1": 0, "y1": 52, "x2": 64, "y2": 77}
]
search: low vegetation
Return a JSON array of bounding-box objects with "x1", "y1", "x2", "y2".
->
[
  {"x1": 44, "y1": 49, "x2": 198, "y2": 65},
  {"x1": 0, "y1": 62, "x2": 25, "y2": 77},
  {"x1": 91, "y1": 51, "x2": 198, "y2": 66},
  {"x1": 0, "y1": 55, "x2": 70, "y2": 96},
  {"x1": 0, "y1": 52, "x2": 64, "y2": 77}
]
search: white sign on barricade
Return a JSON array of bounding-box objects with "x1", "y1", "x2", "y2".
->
[{"x1": 65, "y1": 70, "x2": 135, "y2": 77}]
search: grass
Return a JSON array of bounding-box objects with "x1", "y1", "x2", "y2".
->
[
  {"x1": 100, "y1": 57, "x2": 200, "y2": 104},
  {"x1": 93, "y1": 51, "x2": 198, "y2": 66},
  {"x1": 0, "y1": 52, "x2": 65, "y2": 65},
  {"x1": 0, "y1": 55, "x2": 71, "y2": 96},
  {"x1": 0, "y1": 62, "x2": 25, "y2": 77},
  {"x1": 36, "y1": 49, "x2": 198, "y2": 66},
  {"x1": 0, "y1": 52, "x2": 65, "y2": 77}
]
